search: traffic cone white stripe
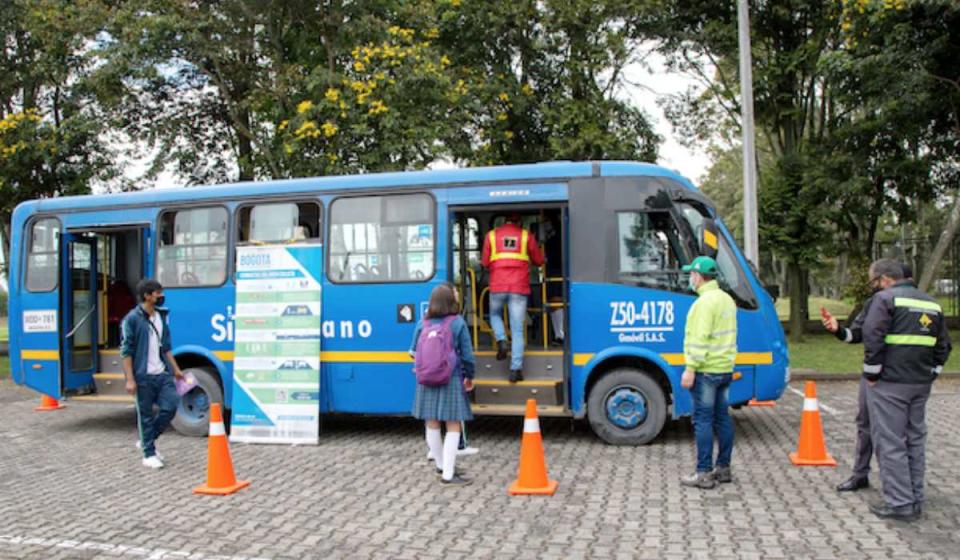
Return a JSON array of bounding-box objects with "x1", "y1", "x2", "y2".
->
[
  {"x1": 209, "y1": 422, "x2": 226, "y2": 437},
  {"x1": 803, "y1": 398, "x2": 818, "y2": 412},
  {"x1": 524, "y1": 418, "x2": 540, "y2": 433}
]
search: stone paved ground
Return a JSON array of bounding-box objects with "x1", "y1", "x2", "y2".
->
[{"x1": 0, "y1": 378, "x2": 958, "y2": 560}]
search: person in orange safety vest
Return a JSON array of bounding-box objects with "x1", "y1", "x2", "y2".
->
[{"x1": 481, "y1": 214, "x2": 545, "y2": 382}]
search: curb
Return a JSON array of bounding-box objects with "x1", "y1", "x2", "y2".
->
[{"x1": 792, "y1": 369, "x2": 960, "y2": 381}]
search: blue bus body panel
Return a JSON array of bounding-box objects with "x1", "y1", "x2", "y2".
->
[{"x1": 21, "y1": 162, "x2": 595, "y2": 215}]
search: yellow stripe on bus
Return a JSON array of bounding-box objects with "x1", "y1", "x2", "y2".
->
[
  {"x1": 213, "y1": 351, "x2": 235, "y2": 362},
  {"x1": 21, "y1": 350, "x2": 60, "y2": 361},
  {"x1": 202, "y1": 349, "x2": 774, "y2": 367}
]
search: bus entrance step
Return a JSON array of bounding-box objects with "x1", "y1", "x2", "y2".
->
[
  {"x1": 97, "y1": 349, "x2": 124, "y2": 373},
  {"x1": 472, "y1": 379, "x2": 563, "y2": 407},
  {"x1": 68, "y1": 394, "x2": 135, "y2": 404},
  {"x1": 471, "y1": 403, "x2": 569, "y2": 417},
  {"x1": 93, "y1": 373, "x2": 128, "y2": 396}
]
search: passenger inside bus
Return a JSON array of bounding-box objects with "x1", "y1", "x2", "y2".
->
[{"x1": 451, "y1": 208, "x2": 566, "y2": 358}]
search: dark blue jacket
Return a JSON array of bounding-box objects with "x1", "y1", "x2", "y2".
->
[
  {"x1": 862, "y1": 281, "x2": 951, "y2": 384},
  {"x1": 120, "y1": 305, "x2": 174, "y2": 379}
]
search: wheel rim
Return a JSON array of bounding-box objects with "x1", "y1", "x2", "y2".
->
[
  {"x1": 605, "y1": 386, "x2": 648, "y2": 429},
  {"x1": 179, "y1": 385, "x2": 210, "y2": 423}
]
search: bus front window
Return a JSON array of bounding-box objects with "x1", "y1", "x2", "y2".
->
[{"x1": 679, "y1": 204, "x2": 757, "y2": 309}]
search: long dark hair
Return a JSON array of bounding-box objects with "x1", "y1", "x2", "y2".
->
[{"x1": 426, "y1": 283, "x2": 460, "y2": 319}]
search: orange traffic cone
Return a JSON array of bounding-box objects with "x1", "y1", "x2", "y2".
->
[
  {"x1": 34, "y1": 394, "x2": 65, "y2": 412},
  {"x1": 789, "y1": 381, "x2": 837, "y2": 466},
  {"x1": 193, "y1": 403, "x2": 251, "y2": 495},
  {"x1": 748, "y1": 398, "x2": 776, "y2": 407},
  {"x1": 509, "y1": 399, "x2": 558, "y2": 496}
]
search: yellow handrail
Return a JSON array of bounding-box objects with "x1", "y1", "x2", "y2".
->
[{"x1": 467, "y1": 267, "x2": 479, "y2": 347}]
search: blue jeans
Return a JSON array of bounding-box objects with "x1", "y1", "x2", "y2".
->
[
  {"x1": 135, "y1": 373, "x2": 180, "y2": 458},
  {"x1": 489, "y1": 292, "x2": 528, "y2": 371},
  {"x1": 692, "y1": 373, "x2": 734, "y2": 472}
]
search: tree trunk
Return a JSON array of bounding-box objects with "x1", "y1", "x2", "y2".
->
[
  {"x1": 237, "y1": 107, "x2": 254, "y2": 181},
  {"x1": 787, "y1": 260, "x2": 805, "y2": 343},
  {"x1": 918, "y1": 190, "x2": 960, "y2": 293}
]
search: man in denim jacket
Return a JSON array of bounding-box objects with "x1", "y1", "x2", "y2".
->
[{"x1": 121, "y1": 279, "x2": 184, "y2": 469}]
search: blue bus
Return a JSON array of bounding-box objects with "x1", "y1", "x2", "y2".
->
[{"x1": 9, "y1": 161, "x2": 788, "y2": 444}]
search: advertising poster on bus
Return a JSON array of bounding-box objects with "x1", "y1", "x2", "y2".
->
[{"x1": 230, "y1": 245, "x2": 322, "y2": 445}]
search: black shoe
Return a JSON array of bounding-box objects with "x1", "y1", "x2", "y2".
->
[
  {"x1": 711, "y1": 466, "x2": 732, "y2": 484},
  {"x1": 869, "y1": 502, "x2": 919, "y2": 522},
  {"x1": 913, "y1": 502, "x2": 923, "y2": 516},
  {"x1": 440, "y1": 474, "x2": 472, "y2": 487},
  {"x1": 836, "y1": 476, "x2": 870, "y2": 492},
  {"x1": 509, "y1": 370, "x2": 523, "y2": 383},
  {"x1": 496, "y1": 340, "x2": 508, "y2": 361}
]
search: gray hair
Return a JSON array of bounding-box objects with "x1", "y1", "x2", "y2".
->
[{"x1": 870, "y1": 258, "x2": 904, "y2": 281}]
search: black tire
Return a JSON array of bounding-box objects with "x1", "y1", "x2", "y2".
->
[
  {"x1": 587, "y1": 368, "x2": 668, "y2": 445},
  {"x1": 170, "y1": 367, "x2": 223, "y2": 437}
]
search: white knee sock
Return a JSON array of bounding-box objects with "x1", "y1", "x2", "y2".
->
[
  {"x1": 442, "y1": 432, "x2": 459, "y2": 481},
  {"x1": 426, "y1": 427, "x2": 443, "y2": 469}
]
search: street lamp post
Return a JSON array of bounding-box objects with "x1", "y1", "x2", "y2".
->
[{"x1": 737, "y1": 0, "x2": 759, "y2": 267}]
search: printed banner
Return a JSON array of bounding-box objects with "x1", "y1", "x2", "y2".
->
[{"x1": 230, "y1": 245, "x2": 322, "y2": 445}]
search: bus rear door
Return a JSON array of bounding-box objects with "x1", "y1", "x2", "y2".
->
[
  {"x1": 19, "y1": 218, "x2": 62, "y2": 398},
  {"x1": 61, "y1": 232, "x2": 99, "y2": 395}
]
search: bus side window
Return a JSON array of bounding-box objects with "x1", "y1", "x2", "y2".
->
[
  {"x1": 328, "y1": 193, "x2": 434, "y2": 283},
  {"x1": 25, "y1": 218, "x2": 60, "y2": 292},
  {"x1": 615, "y1": 211, "x2": 690, "y2": 293},
  {"x1": 238, "y1": 201, "x2": 321, "y2": 245},
  {"x1": 157, "y1": 207, "x2": 229, "y2": 287}
]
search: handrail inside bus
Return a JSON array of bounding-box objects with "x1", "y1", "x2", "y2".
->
[{"x1": 65, "y1": 305, "x2": 98, "y2": 339}]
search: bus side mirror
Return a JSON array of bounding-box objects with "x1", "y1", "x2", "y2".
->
[
  {"x1": 699, "y1": 218, "x2": 719, "y2": 258},
  {"x1": 765, "y1": 284, "x2": 780, "y2": 301}
]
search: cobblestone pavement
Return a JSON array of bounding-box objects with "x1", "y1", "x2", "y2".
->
[{"x1": 0, "y1": 378, "x2": 958, "y2": 560}]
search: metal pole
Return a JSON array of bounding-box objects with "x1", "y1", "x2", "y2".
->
[{"x1": 738, "y1": 0, "x2": 759, "y2": 266}]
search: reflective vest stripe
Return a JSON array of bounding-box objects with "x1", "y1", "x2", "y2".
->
[
  {"x1": 884, "y1": 334, "x2": 937, "y2": 347},
  {"x1": 894, "y1": 297, "x2": 942, "y2": 313},
  {"x1": 488, "y1": 229, "x2": 530, "y2": 262}
]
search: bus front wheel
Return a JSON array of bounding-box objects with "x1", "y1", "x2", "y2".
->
[
  {"x1": 171, "y1": 367, "x2": 223, "y2": 437},
  {"x1": 587, "y1": 368, "x2": 667, "y2": 446}
]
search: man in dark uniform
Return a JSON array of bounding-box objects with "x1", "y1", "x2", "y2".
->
[
  {"x1": 822, "y1": 294, "x2": 875, "y2": 492},
  {"x1": 861, "y1": 258, "x2": 951, "y2": 521}
]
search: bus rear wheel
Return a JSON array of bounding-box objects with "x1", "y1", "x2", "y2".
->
[
  {"x1": 171, "y1": 367, "x2": 223, "y2": 437},
  {"x1": 587, "y1": 368, "x2": 667, "y2": 446}
]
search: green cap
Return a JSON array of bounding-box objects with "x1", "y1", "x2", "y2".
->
[{"x1": 682, "y1": 256, "x2": 718, "y2": 276}]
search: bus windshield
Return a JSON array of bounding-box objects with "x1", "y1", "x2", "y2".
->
[{"x1": 678, "y1": 204, "x2": 757, "y2": 309}]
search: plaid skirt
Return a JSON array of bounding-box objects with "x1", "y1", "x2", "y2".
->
[{"x1": 411, "y1": 372, "x2": 474, "y2": 422}]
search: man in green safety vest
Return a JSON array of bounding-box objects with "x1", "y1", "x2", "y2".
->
[
  {"x1": 861, "y1": 258, "x2": 950, "y2": 521},
  {"x1": 679, "y1": 256, "x2": 738, "y2": 490}
]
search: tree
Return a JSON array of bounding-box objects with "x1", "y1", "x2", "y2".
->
[
  {"x1": 0, "y1": 0, "x2": 114, "y2": 264},
  {"x1": 653, "y1": 0, "x2": 842, "y2": 340}
]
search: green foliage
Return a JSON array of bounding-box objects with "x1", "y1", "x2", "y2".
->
[
  {"x1": 0, "y1": 0, "x2": 115, "y2": 262},
  {"x1": 93, "y1": 0, "x2": 661, "y2": 182}
]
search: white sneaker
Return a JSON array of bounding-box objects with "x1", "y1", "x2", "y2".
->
[
  {"x1": 457, "y1": 446, "x2": 480, "y2": 457},
  {"x1": 142, "y1": 455, "x2": 164, "y2": 469},
  {"x1": 135, "y1": 440, "x2": 164, "y2": 461}
]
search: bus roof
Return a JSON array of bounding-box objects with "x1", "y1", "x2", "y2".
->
[{"x1": 19, "y1": 160, "x2": 696, "y2": 214}]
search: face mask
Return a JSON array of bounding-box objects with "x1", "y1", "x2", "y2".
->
[{"x1": 155, "y1": 296, "x2": 166, "y2": 307}]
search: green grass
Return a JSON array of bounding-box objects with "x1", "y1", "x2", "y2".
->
[
  {"x1": 0, "y1": 355, "x2": 8, "y2": 379},
  {"x1": 788, "y1": 330, "x2": 960, "y2": 373},
  {"x1": 776, "y1": 297, "x2": 854, "y2": 321},
  {"x1": 0, "y1": 316, "x2": 7, "y2": 342}
]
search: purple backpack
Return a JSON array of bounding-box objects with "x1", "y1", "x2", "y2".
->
[{"x1": 414, "y1": 316, "x2": 458, "y2": 386}]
